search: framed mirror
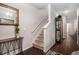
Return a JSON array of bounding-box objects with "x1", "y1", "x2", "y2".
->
[{"x1": 0, "y1": 3, "x2": 19, "y2": 25}]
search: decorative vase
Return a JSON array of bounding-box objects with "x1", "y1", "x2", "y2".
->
[{"x1": 16, "y1": 33, "x2": 20, "y2": 38}]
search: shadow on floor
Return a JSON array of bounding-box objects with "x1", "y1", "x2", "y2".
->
[{"x1": 17, "y1": 47, "x2": 45, "y2": 55}]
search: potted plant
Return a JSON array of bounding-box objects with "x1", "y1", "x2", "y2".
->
[{"x1": 15, "y1": 24, "x2": 20, "y2": 38}]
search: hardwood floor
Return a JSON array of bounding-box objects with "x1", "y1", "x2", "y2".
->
[
  {"x1": 17, "y1": 47, "x2": 45, "y2": 55},
  {"x1": 18, "y1": 33, "x2": 79, "y2": 55},
  {"x1": 50, "y1": 34, "x2": 79, "y2": 55}
]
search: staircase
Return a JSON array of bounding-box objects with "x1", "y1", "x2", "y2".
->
[
  {"x1": 33, "y1": 30, "x2": 44, "y2": 50},
  {"x1": 32, "y1": 15, "x2": 48, "y2": 50}
]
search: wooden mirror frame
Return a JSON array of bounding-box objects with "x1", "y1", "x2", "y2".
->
[{"x1": 0, "y1": 3, "x2": 19, "y2": 26}]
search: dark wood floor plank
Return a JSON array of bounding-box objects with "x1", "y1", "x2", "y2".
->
[
  {"x1": 17, "y1": 47, "x2": 45, "y2": 55},
  {"x1": 18, "y1": 34, "x2": 79, "y2": 55},
  {"x1": 51, "y1": 34, "x2": 79, "y2": 55}
]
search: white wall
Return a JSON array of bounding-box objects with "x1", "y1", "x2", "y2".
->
[
  {"x1": 0, "y1": 3, "x2": 48, "y2": 51},
  {"x1": 74, "y1": 19, "x2": 77, "y2": 34},
  {"x1": 67, "y1": 19, "x2": 77, "y2": 36},
  {"x1": 77, "y1": 8, "x2": 79, "y2": 45},
  {"x1": 44, "y1": 4, "x2": 56, "y2": 52},
  {"x1": 62, "y1": 16, "x2": 67, "y2": 39}
]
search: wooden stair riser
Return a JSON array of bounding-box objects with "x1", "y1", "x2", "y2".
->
[
  {"x1": 35, "y1": 39, "x2": 44, "y2": 44},
  {"x1": 33, "y1": 43, "x2": 43, "y2": 50},
  {"x1": 33, "y1": 30, "x2": 44, "y2": 50}
]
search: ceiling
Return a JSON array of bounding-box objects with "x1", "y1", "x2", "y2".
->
[
  {"x1": 30, "y1": 3, "x2": 48, "y2": 10},
  {"x1": 6, "y1": 3, "x2": 79, "y2": 22},
  {"x1": 31, "y1": 3, "x2": 79, "y2": 22},
  {"x1": 52, "y1": 3, "x2": 79, "y2": 22}
]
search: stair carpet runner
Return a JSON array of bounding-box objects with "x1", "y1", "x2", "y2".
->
[{"x1": 33, "y1": 30, "x2": 44, "y2": 50}]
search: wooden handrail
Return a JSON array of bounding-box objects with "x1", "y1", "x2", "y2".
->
[{"x1": 32, "y1": 16, "x2": 48, "y2": 33}]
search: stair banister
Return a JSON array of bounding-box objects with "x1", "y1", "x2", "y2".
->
[
  {"x1": 42, "y1": 21, "x2": 50, "y2": 29},
  {"x1": 32, "y1": 15, "x2": 48, "y2": 33}
]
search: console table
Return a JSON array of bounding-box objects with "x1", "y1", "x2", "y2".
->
[{"x1": 0, "y1": 37, "x2": 23, "y2": 55}]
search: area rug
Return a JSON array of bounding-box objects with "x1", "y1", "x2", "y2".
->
[
  {"x1": 71, "y1": 51, "x2": 79, "y2": 55},
  {"x1": 46, "y1": 50, "x2": 62, "y2": 55}
]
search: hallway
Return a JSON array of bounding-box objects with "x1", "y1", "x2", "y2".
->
[
  {"x1": 51, "y1": 33, "x2": 79, "y2": 55},
  {"x1": 18, "y1": 34, "x2": 79, "y2": 55}
]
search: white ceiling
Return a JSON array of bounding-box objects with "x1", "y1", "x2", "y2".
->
[
  {"x1": 52, "y1": 3, "x2": 79, "y2": 22},
  {"x1": 30, "y1": 3, "x2": 48, "y2": 9},
  {"x1": 30, "y1": 3, "x2": 79, "y2": 22},
  {"x1": 6, "y1": 3, "x2": 79, "y2": 22}
]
